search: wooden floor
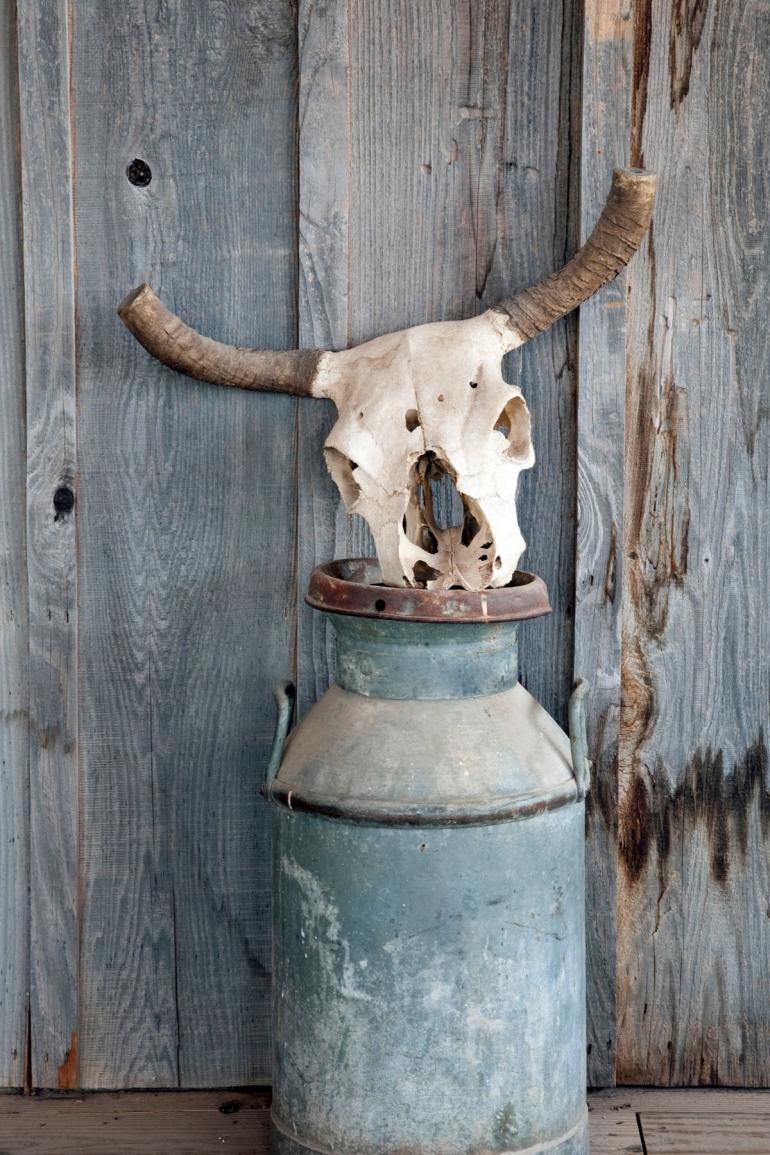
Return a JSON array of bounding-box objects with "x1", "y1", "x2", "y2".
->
[{"x1": 1, "y1": 1088, "x2": 769, "y2": 1153}]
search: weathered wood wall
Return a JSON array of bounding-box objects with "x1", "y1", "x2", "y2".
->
[
  {"x1": 615, "y1": 0, "x2": 770, "y2": 1087},
  {"x1": 1, "y1": 0, "x2": 768, "y2": 1090}
]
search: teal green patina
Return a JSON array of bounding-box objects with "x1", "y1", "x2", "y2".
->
[{"x1": 267, "y1": 563, "x2": 590, "y2": 1155}]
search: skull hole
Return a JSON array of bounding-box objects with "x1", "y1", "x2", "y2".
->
[
  {"x1": 413, "y1": 560, "x2": 441, "y2": 584},
  {"x1": 402, "y1": 451, "x2": 495, "y2": 588},
  {"x1": 405, "y1": 409, "x2": 421, "y2": 432},
  {"x1": 324, "y1": 447, "x2": 361, "y2": 508},
  {"x1": 494, "y1": 396, "x2": 532, "y2": 462}
]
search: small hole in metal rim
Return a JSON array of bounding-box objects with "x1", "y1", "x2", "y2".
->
[
  {"x1": 127, "y1": 158, "x2": 152, "y2": 186},
  {"x1": 374, "y1": 598, "x2": 386, "y2": 612}
]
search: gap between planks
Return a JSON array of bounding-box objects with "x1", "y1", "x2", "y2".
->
[{"x1": 2, "y1": 1089, "x2": 770, "y2": 1153}]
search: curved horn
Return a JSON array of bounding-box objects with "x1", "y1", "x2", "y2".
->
[
  {"x1": 118, "y1": 284, "x2": 324, "y2": 396},
  {"x1": 493, "y1": 167, "x2": 656, "y2": 345}
]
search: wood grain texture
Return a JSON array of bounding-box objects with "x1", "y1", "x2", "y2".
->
[
  {"x1": 3, "y1": 1088, "x2": 770, "y2": 1153},
  {"x1": 71, "y1": 0, "x2": 298, "y2": 1087},
  {"x1": 493, "y1": 0, "x2": 581, "y2": 727},
  {"x1": 617, "y1": 0, "x2": 770, "y2": 1086},
  {"x1": 17, "y1": 0, "x2": 80, "y2": 1090},
  {"x1": 589, "y1": 1089, "x2": 770, "y2": 1154},
  {"x1": 295, "y1": 0, "x2": 364, "y2": 718},
  {"x1": 0, "y1": 0, "x2": 28, "y2": 1090},
  {"x1": 0, "y1": 1089, "x2": 271, "y2": 1153},
  {"x1": 296, "y1": 0, "x2": 580, "y2": 727},
  {"x1": 577, "y1": 0, "x2": 634, "y2": 1089},
  {"x1": 641, "y1": 1111, "x2": 770, "y2": 1154}
]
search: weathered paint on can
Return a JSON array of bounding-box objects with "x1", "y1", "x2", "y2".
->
[{"x1": 268, "y1": 564, "x2": 589, "y2": 1155}]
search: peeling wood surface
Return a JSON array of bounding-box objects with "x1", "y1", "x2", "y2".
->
[
  {"x1": 17, "y1": 0, "x2": 80, "y2": 1092},
  {"x1": 0, "y1": 0, "x2": 28, "y2": 1090},
  {"x1": 577, "y1": 0, "x2": 635, "y2": 1089},
  {"x1": 617, "y1": 0, "x2": 770, "y2": 1086}
]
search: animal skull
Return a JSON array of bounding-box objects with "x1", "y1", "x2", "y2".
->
[
  {"x1": 119, "y1": 168, "x2": 654, "y2": 591},
  {"x1": 321, "y1": 313, "x2": 532, "y2": 589}
]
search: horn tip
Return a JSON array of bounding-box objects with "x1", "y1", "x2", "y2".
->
[
  {"x1": 613, "y1": 166, "x2": 657, "y2": 191},
  {"x1": 118, "y1": 282, "x2": 154, "y2": 321}
]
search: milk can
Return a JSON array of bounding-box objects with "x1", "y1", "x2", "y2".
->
[{"x1": 266, "y1": 560, "x2": 590, "y2": 1155}]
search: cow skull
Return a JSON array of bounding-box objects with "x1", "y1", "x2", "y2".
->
[{"x1": 119, "y1": 168, "x2": 654, "y2": 590}]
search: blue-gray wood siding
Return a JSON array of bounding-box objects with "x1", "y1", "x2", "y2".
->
[{"x1": 0, "y1": 0, "x2": 768, "y2": 1089}]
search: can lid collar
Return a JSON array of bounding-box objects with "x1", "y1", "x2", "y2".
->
[{"x1": 306, "y1": 559, "x2": 551, "y2": 624}]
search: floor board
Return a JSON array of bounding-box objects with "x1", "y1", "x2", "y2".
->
[
  {"x1": 1, "y1": 1089, "x2": 770, "y2": 1153},
  {"x1": 0, "y1": 1089, "x2": 270, "y2": 1153}
]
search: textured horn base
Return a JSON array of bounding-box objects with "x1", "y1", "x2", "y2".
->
[
  {"x1": 493, "y1": 167, "x2": 656, "y2": 342},
  {"x1": 118, "y1": 284, "x2": 323, "y2": 395}
]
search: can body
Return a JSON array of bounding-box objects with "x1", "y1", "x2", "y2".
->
[{"x1": 270, "y1": 596, "x2": 588, "y2": 1155}]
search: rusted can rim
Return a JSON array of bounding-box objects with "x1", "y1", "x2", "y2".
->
[{"x1": 305, "y1": 559, "x2": 551, "y2": 623}]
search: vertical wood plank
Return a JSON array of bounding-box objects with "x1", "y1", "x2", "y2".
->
[
  {"x1": 17, "y1": 0, "x2": 80, "y2": 1090},
  {"x1": 0, "y1": 0, "x2": 29, "y2": 1089},
  {"x1": 617, "y1": 0, "x2": 770, "y2": 1086},
  {"x1": 296, "y1": 0, "x2": 361, "y2": 718},
  {"x1": 576, "y1": 0, "x2": 634, "y2": 1089},
  {"x1": 492, "y1": 0, "x2": 581, "y2": 729},
  {"x1": 297, "y1": 0, "x2": 579, "y2": 725},
  {"x1": 72, "y1": 0, "x2": 298, "y2": 1086}
]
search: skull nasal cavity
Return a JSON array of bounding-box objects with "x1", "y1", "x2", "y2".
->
[
  {"x1": 405, "y1": 409, "x2": 421, "y2": 432},
  {"x1": 494, "y1": 396, "x2": 532, "y2": 461},
  {"x1": 411, "y1": 451, "x2": 462, "y2": 531}
]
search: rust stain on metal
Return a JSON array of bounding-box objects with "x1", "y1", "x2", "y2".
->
[
  {"x1": 669, "y1": 0, "x2": 710, "y2": 110},
  {"x1": 57, "y1": 1030, "x2": 78, "y2": 1090},
  {"x1": 306, "y1": 559, "x2": 552, "y2": 624}
]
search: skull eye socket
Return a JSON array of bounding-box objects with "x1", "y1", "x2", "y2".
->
[
  {"x1": 494, "y1": 396, "x2": 532, "y2": 462},
  {"x1": 324, "y1": 447, "x2": 361, "y2": 508}
]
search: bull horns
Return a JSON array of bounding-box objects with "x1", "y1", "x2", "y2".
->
[
  {"x1": 494, "y1": 167, "x2": 656, "y2": 343},
  {"x1": 118, "y1": 167, "x2": 655, "y2": 390},
  {"x1": 117, "y1": 283, "x2": 324, "y2": 396}
]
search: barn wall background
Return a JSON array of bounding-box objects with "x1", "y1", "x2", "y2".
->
[{"x1": 0, "y1": 0, "x2": 767, "y2": 1091}]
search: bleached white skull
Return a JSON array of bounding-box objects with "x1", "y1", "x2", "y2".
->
[
  {"x1": 320, "y1": 313, "x2": 532, "y2": 589},
  {"x1": 119, "y1": 168, "x2": 654, "y2": 590}
]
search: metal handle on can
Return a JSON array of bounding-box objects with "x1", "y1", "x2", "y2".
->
[
  {"x1": 568, "y1": 679, "x2": 592, "y2": 802},
  {"x1": 263, "y1": 680, "x2": 296, "y2": 799}
]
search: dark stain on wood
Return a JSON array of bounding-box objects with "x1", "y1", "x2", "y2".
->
[
  {"x1": 586, "y1": 705, "x2": 619, "y2": 839},
  {"x1": 57, "y1": 1031, "x2": 78, "y2": 1090},
  {"x1": 669, "y1": 0, "x2": 710, "y2": 110},
  {"x1": 603, "y1": 520, "x2": 617, "y2": 605},
  {"x1": 631, "y1": 0, "x2": 653, "y2": 167},
  {"x1": 625, "y1": 224, "x2": 690, "y2": 648},
  {"x1": 620, "y1": 734, "x2": 770, "y2": 888},
  {"x1": 618, "y1": 768, "x2": 652, "y2": 885}
]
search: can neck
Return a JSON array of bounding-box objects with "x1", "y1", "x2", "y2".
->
[{"x1": 331, "y1": 616, "x2": 519, "y2": 700}]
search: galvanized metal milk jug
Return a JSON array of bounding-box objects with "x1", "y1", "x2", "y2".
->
[{"x1": 266, "y1": 560, "x2": 591, "y2": 1155}]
